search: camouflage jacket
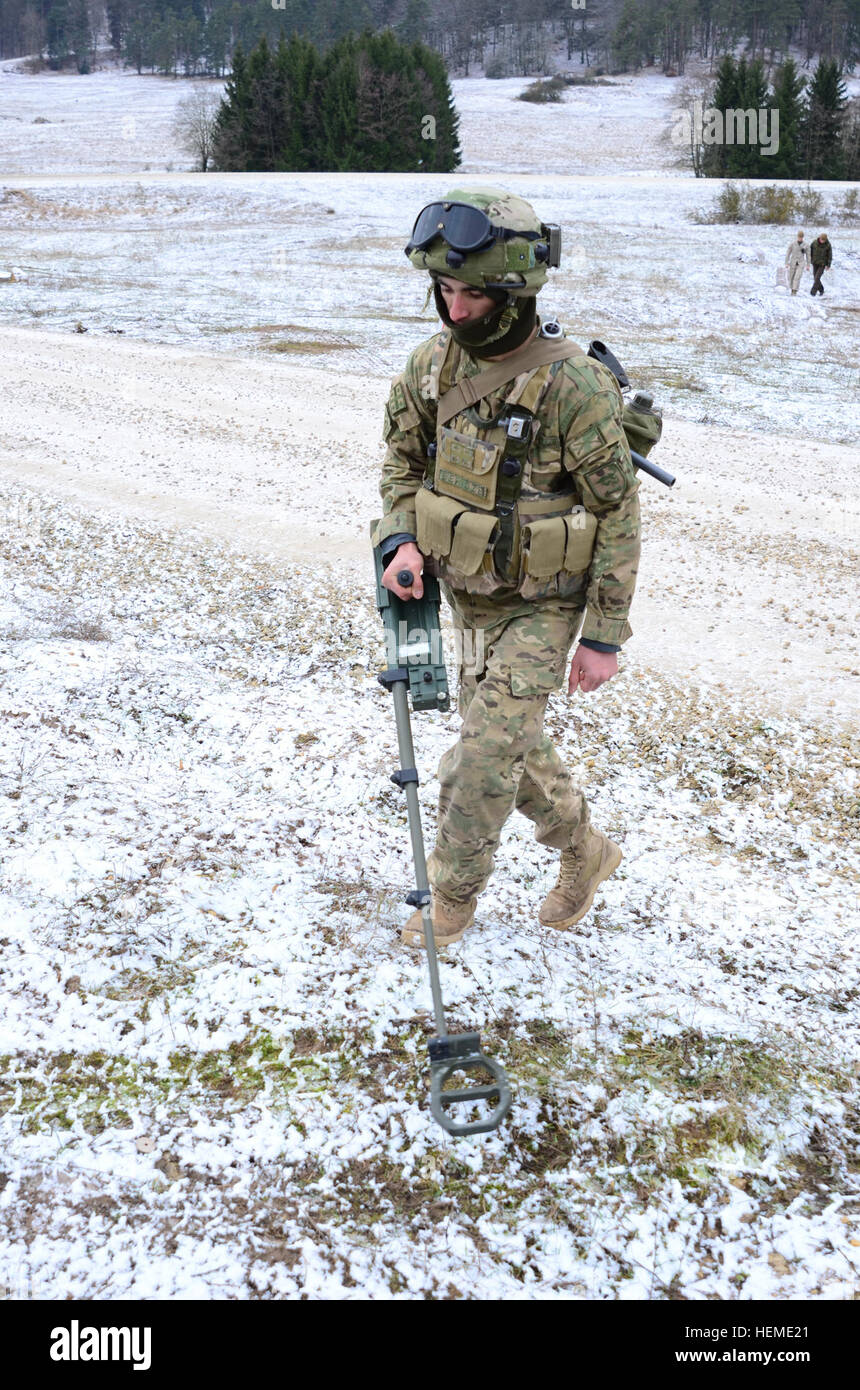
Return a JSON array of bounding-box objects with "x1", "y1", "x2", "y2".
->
[{"x1": 374, "y1": 327, "x2": 641, "y2": 647}]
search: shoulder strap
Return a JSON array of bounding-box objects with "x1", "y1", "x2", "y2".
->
[{"x1": 437, "y1": 336, "x2": 585, "y2": 427}]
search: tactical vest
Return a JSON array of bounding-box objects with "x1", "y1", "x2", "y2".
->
[{"x1": 414, "y1": 328, "x2": 598, "y2": 599}]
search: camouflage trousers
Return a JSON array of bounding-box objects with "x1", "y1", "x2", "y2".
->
[{"x1": 427, "y1": 590, "x2": 590, "y2": 903}]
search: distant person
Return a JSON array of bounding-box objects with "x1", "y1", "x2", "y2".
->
[
  {"x1": 810, "y1": 233, "x2": 832, "y2": 296},
  {"x1": 785, "y1": 230, "x2": 809, "y2": 295}
]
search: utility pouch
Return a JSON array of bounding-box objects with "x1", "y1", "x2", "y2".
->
[
  {"x1": 434, "y1": 426, "x2": 501, "y2": 511},
  {"x1": 415, "y1": 488, "x2": 468, "y2": 559},
  {"x1": 522, "y1": 516, "x2": 568, "y2": 579},
  {"x1": 415, "y1": 488, "x2": 498, "y2": 575},
  {"x1": 522, "y1": 509, "x2": 598, "y2": 580},
  {"x1": 562, "y1": 506, "x2": 599, "y2": 574},
  {"x1": 449, "y1": 510, "x2": 499, "y2": 574}
]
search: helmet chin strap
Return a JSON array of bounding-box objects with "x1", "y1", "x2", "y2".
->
[{"x1": 432, "y1": 281, "x2": 537, "y2": 358}]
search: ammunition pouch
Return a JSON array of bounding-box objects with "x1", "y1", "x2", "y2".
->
[
  {"x1": 415, "y1": 486, "x2": 499, "y2": 577},
  {"x1": 521, "y1": 507, "x2": 598, "y2": 580}
]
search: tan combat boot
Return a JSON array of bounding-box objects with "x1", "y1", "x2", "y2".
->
[
  {"x1": 538, "y1": 829, "x2": 623, "y2": 930},
  {"x1": 401, "y1": 891, "x2": 476, "y2": 949}
]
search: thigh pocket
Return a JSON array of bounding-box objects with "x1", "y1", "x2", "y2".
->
[{"x1": 510, "y1": 664, "x2": 565, "y2": 698}]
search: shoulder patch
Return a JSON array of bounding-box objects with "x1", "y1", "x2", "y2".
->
[{"x1": 585, "y1": 459, "x2": 628, "y2": 502}]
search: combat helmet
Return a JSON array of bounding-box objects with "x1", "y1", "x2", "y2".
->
[
  {"x1": 405, "y1": 186, "x2": 559, "y2": 296},
  {"x1": 405, "y1": 187, "x2": 560, "y2": 356}
]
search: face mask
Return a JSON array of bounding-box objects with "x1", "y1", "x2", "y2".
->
[{"x1": 433, "y1": 282, "x2": 537, "y2": 358}]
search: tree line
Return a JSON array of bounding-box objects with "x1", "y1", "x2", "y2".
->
[
  {"x1": 607, "y1": 0, "x2": 860, "y2": 75},
  {"x1": 0, "y1": 1, "x2": 372, "y2": 69},
  {"x1": 690, "y1": 53, "x2": 859, "y2": 178},
  {"x1": 2, "y1": 1, "x2": 858, "y2": 75},
  {"x1": 211, "y1": 29, "x2": 460, "y2": 172}
]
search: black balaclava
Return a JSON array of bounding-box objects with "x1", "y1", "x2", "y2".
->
[{"x1": 432, "y1": 280, "x2": 538, "y2": 359}]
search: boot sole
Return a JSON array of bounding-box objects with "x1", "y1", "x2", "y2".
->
[
  {"x1": 401, "y1": 922, "x2": 471, "y2": 950},
  {"x1": 539, "y1": 842, "x2": 623, "y2": 931}
]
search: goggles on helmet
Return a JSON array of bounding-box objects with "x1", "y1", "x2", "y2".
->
[{"x1": 406, "y1": 200, "x2": 544, "y2": 256}]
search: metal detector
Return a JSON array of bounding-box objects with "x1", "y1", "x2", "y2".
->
[{"x1": 372, "y1": 537, "x2": 512, "y2": 1138}]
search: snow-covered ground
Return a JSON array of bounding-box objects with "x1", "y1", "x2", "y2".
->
[
  {"x1": 0, "y1": 67, "x2": 858, "y2": 1302},
  {"x1": 0, "y1": 65, "x2": 685, "y2": 177},
  {"x1": 1, "y1": 159, "x2": 857, "y2": 448}
]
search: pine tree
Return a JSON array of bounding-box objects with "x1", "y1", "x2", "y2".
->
[
  {"x1": 801, "y1": 58, "x2": 848, "y2": 179},
  {"x1": 768, "y1": 57, "x2": 806, "y2": 177},
  {"x1": 202, "y1": 4, "x2": 233, "y2": 78},
  {"x1": 106, "y1": 1, "x2": 130, "y2": 51},
  {"x1": 316, "y1": 32, "x2": 361, "y2": 169},
  {"x1": 243, "y1": 35, "x2": 282, "y2": 170},
  {"x1": 46, "y1": 0, "x2": 70, "y2": 68},
  {"x1": 703, "y1": 52, "x2": 738, "y2": 176},
  {"x1": 68, "y1": 0, "x2": 92, "y2": 73},
  {"x1": 729, "y1": 56, "x2": 769, "y2": 175},
  {"x1": 412, "y1": 40, "x2": 461, "y2": 171},
  {"x1": 611, "y1": 0, "x2": 646, "y2": 72},
  {"x1": 274, "y1": 34, "x2": 320, "y2": 171},
  {"x1": 708, "y1": 0, "x2": 732, "y2": 57},
  {"x1": 401, "y1": 0, "x2": 431, "y2": 44},
  {"x1": 761, "y1": 0, "x2": 801, "y2": 62},
  {"x1": 176, "y1": 5, "x2": 204, "y2": 77},
  {"x1": 352, "y1": 30, "x2": 425, "y2": 171},
  {"x1": 212, "y1": 43, "x2": 254, "y2": 171}
]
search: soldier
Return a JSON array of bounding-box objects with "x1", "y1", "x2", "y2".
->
[
  {"x1": 373, "y1": 188, "x2": 649, "y2": 948},
  {"x1": 810, "y1": 232, "x2": 832, "y2": 296},
  {"x1": 785, "y1": 230, "x2": 809, "y2": 295}
]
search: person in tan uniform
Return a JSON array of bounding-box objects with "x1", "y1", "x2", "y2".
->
[{"x1": 785, "y1": 231, "x2": 809, "y2": 294}]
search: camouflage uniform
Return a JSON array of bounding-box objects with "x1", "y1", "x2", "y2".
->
[{"x1": 374, "y1": 328, "x2": 640, "y2": 903}]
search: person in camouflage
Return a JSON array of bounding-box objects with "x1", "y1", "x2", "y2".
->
[
  {"x1": 373, "y1": 188, "x2": 644, "y2": 948},
  {"x1": 810, "y1": 232, "x2": 832, "y2": 296}
]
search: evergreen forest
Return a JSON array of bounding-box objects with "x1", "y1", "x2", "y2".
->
[
  {"x1": 694, "y1": 54, "x2": 858, "y2": 178},
  {"x1": 0, "y1": 1, "x2": 858, "y2": 76},
  {"x1": 210, "y1": 30, "x2": 460, "y2": 172}
]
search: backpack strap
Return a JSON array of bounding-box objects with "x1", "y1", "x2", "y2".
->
[{"x1": 437, "y1": 336, "x2": 585, "y2": 426}]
